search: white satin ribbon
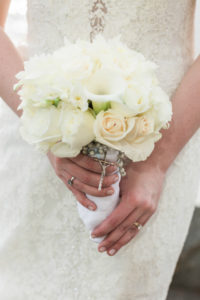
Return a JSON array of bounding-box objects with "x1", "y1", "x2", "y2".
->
[{"x1": 77, "y1": 149, "x2": 121, "y2": 243}]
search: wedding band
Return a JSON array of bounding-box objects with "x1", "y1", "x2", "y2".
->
[
  {"x1": 133, "y1": 222, "x2": 142, "y2": 230},
  {"x1": 68, "y1": 176, "x2": 75, "y2": 186}
]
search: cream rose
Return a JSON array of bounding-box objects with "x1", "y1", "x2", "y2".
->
[
  {"x1": 94, "y1": 109, "x2": 135, "y2": 143},
  {"x1": 94, "y1": 107, "x2": 161, "y2": 162},
  {"x1": 126, "y1": 111, "x2": 155, "y2": 143}
]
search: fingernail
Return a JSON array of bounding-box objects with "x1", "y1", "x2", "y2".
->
[
  {"x1": 91, "y1": 233, "x2": 96, "y2": 238},
  {"x1": 99, "y1": 246, "x2": 106, "y2": 252},
  {"x1": 108, "y1": 249, "x2": 116, "y2": 255},
  {"x1": 88, "y1": 205, "x2": 95, "y2": 211},
  {"x1": 113, "y1": 175, "x2": 119, "y2": 183},
  {"x1": 107, "y1": 189, "x2": 114, "y2": 195}
]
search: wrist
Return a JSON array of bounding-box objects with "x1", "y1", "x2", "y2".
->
[
  {"x1": 130, "y1": 133, "x2": 176, "y2": 175},
  {"x1": 141, "y1": 131, "x2": 178, "y2": 174},
  {"x1": 130, "y1": 156, "x2": 168, "y2": 176}
]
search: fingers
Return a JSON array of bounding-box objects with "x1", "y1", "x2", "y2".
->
[
  {"x1": 91, "y1": 200, "x2": 135, "y2": 238},
  {"x1": 91, "y1": 192, "x2": 157, "y2": 249},
  {"x1": 97, "y1": 207, "x2": 143, "y2": 252},
  {"x1": 137, "y1": 212, "x2": 151, "y2": 227},
  {"x1": 105, "y1": 213, "x2": 151, "y2": 256},
  {"x1": 59, "y1": 174, "x2": 97, "y2": 211},
  {"x1": 62, "y1": 170, "x2": 116, "y2": 198},
  {"x1": 106, "y1": 227, "x2": 138, "y2": 256},
  {"x1": 61, "y1": 158, "x2": 119, "y2": 188},
  {"x1": 69, "y1": 154, "x2": 117, "y2": 175}
]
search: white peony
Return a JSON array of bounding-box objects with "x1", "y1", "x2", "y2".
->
[
  {"x1": 108, "y1": 37, "x2": 149, "y2": 76},
  {"x1": 81, "y1": 35, "x2": 115, "y2": 72},
  {"x1": 16, "y1": 55, "x2": 73, "y2": 108},
  {"x1": 53, "y1": 42, "x2": 94, "y2": 80}
]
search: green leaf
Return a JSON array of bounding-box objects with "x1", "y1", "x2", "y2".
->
[
  {"x1": 52, "y1": 97, "x2": 61, "y2": 108},
  {"x1": 92, "y1": 101, "x2": 111, "y2": 114},
  {"x1": 88, "y1": 107, "x2": 96, "y2": 119}
]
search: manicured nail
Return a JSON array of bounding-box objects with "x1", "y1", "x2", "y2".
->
[
  {"x1": 107, "y1": 189, "x2": 114, "y2": 195},
  {"x1": 88, "y1": 205, "x2": 95, "y2": 211},
  {"x1": 108, "y1": 249, "x2": 116, "y2": 255},
  {"x1": 99, "y1": 246, "x2": 106, "y2": 252}
]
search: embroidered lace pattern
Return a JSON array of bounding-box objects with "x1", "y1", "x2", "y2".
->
[{"x1": 89, "y1": 0, "x2": 108, "y2": 42}]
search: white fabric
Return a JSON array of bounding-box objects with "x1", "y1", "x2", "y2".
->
[
  {"x1": 77, "y1": 149, "x2": 121, "y2": 243},
  {"x1": 78, "y1": 175, "x2": 120, "y2": 243},
  {"x1": 0, "y1": 0, "x2": 200, "y2": 299}
]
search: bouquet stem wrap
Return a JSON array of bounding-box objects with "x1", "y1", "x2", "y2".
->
[{"x1": 77, "y1": 148, "x2": 121, "y2": 243}]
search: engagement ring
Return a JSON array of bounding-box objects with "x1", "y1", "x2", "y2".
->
[
  {"x1": 68, "y1": 176, "x2": 75, "y2": 186},
  {"x1": 133, "y1": 222, "x2": 142, "y2": 230}
]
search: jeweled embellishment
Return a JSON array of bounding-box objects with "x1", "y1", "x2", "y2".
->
[
  {"x1": 89, "y1": 0, "x2": 108, "y2": 42},
  {"x1": 82, "y1": 141, "x2": 127, "y2": 190}
]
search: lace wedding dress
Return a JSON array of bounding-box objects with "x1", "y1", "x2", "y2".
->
[{"x1": 0, "y1": 0, "x2": 200, "y2": 299}]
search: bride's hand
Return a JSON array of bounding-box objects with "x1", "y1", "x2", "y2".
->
[
  {"x1": 47, "y1": 151, "x2": 119, "y2": 211},
  {"x1": 91, "y1": 161, "x2": 166, "y2": 255}
]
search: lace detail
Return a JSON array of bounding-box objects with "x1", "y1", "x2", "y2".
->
[
  {"x1": 0, "y1": 0, "x2": 200, "y2": 299},
  {"x1": 89, "y1": 0, "x2": 108, "y2": 42}
]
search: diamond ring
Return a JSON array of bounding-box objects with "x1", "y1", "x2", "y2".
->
[
  {"x1": 68, "y1": 176, "x2": 75, "y2": 186},
  {"x1": 133, "y1": 222, "x2": 143, "y2": 230}
]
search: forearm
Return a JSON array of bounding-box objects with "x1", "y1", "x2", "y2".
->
[
  {"x1": 146, "y1": 55, "x2": 200, "y2": 172},
  {"x1": 0, "y1": 0, "x2": 11, "y2": 28},
  {"x1": 0, "y1": 26, "x2": 24, "y2": 117}
]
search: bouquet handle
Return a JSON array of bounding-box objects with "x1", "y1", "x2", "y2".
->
[{"x1": 77, "y1": 147, "x2": 121, "y2": 243}]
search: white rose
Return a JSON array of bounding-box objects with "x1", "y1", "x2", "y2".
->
[
  {"x1": 20, "y1": 106, "x2": 62, "y2": 152},
  {"x1": 51, "y1": 107, "x2": 95, "y2": 157},
  {"x1": 123, "y1": 85, "x2": 151, "y2": 115}
]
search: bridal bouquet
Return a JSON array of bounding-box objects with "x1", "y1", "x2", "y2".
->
[{"x1": 14, "y1": 35, "x2": 172, "y2": 243}]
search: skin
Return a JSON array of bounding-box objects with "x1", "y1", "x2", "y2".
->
[
  {"x1": 1, "y1": 0, "x2": 200, "y2": 256},
  {"x1": 0, "y1": 0, "x2": 11, "y2": 29}
]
